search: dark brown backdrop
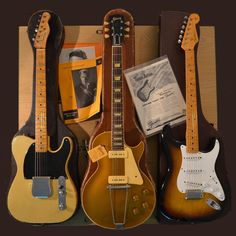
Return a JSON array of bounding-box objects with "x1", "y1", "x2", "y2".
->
[{"x1": 0, "y1": 0, "x2": 235, "y2": 235}]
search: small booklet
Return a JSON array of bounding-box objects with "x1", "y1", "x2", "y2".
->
[
  {"x1": 59, "y1": 43, "x2": 102, "y2": 124},
  {"x1": 124, "y1": 56, "x2": 186, "y2": 137}
]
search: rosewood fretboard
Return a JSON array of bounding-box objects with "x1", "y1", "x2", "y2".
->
[{"x1": 111, "y1": 46, "x2": 124, "y2": 151}]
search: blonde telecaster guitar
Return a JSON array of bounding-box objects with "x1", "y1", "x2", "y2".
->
[{"x1": 7, "y1": 11, "x2": 77, "y2": 223}]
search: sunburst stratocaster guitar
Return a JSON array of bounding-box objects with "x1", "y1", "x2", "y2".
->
[
  {"x1": 160, "y1": 13, "x2": 226, "y2": 221},
  {"x1": 81, "y1": 9, "x2": 156, "y2": 229},
  {"x1": 7, "y1": 11, "x2": 77, "y2": 223}
]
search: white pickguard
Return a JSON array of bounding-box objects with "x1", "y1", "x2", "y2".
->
[{"x1": 177, "y1": 139, "x2": 225, "y2": 201}]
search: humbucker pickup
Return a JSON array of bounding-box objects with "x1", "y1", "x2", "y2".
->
[
  {"x1": 108, "y1": 175, "x2": 128, "y2": 184},
  {"x1": 108, "y1": 150, "x2": 127, "y2": 159}
]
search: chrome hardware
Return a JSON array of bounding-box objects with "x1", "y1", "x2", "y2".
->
[
  {"x1": 58, "y1": 176, "x2": 66, "y2": 210},
  {"x1": 185, "y1": 189, "x2": 203, "y2": 200},
  {"x1": 207, "y1": 199, "x2": 221, "y2": 211},
  {"x1": 32, "y1": 176, "x2": 51, "y2": 198},
  {"x1": 107, "y1": 184, "x2": 130, "y2": 229}
]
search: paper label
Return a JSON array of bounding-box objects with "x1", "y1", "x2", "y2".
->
[{"x1": 87, "y1": 145, "x2": 108, "y2": 163}]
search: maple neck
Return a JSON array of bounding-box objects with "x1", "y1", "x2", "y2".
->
[
  {"x1": 111, "y1": 46, "x2": 124, "y2": 150},
  {"x1": 35, "y1": 49, "x2": 48, "y2": 153},
  {"x1": 185, "y1": 49, "x2": 199, "y2": 153}
]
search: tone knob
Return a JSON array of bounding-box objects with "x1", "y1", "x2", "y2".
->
[
  {"x1": 132, "y1": 195, "x2": 140, "y2": 201},
  {"x1": 142, "y1": 202, "x2": 149, "y2": 209},
  {"x1": 142, "y1": 189, "x2": 150, "y2": 195},
  {"x1": 133, "y1": 208, "x2": 140, "y2": 215}
]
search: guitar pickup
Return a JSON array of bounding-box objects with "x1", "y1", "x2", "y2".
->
[
  {"x1": 58, "y1": 176, "x2": 66, "y2": 210},
  {"x1": 108, "y1": 150, "x2": 127, "y2": 159},
  {"x1": 108, "y1": 175, "x2": 128, "y2": 184},
  {"x1": 185, "y1": 189, "x2": 203, "y2": 200},
  {"x1": 32, "y1": 176, "x2": 51, "y2": 198}
]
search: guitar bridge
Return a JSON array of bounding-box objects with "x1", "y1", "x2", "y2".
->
[
  {"x1": 185, "y1": 189, "x2": 203, "y2": 200},
  {"x1": 32, "y1": 176, "x2": 51, "y2": 198},
  {"x1": 58, "y1": 176, "x2": 66, "y2": 210}
]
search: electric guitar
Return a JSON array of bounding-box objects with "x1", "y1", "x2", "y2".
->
[
  {"x1": 159, "y1": 13, "x2": 226, "y2": 222},
  {"x1": 81, "y1": 9, "x2": 156, "y2": 229},
  {"x1": 7, "y1": 11, "x2": 77, "y2": 223}
]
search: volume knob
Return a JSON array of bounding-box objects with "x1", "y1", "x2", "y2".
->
[
  {"x1": 142, "y1": 202, "x2": 149, "y2": 209},
  {"x1": 142, "y1": 189, "x2": 150, "y2": 195},
  {"x1": 132, "y1": 208, "x2": 140, "y2": 215},
  {"x1": 132, "y1": 195, "x2": 140, "y2": 202}
]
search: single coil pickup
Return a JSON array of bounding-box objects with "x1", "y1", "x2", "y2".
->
[
  {"x1": 183, "y1": 169, "x2": 203, "y2": 174},
  {"x1": 183, "y1": 156, "x2": 202, "y2": 160},
  {"x1": 185, "y1": 189, "x2": 204, "y2": 200},
  {"x1": 108, "y1": 150, "x2": 127, "y2": 159},
  {"x1": 183, "y1": 181, "x2": 203, "y2": 187},
  {"x1": 108, "y1": 175, "x2": 128, "y2": 184}
]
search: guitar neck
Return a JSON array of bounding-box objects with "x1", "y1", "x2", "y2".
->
[
  {"x1": 111, "y1": 45, "x2": 124, "y2": 150},
  {"x1": 35, "y1": 48, "x2": 48, "y2": 153},
  {"x1": 185, "y1": 49, "x2": 199, "y2": 153}
]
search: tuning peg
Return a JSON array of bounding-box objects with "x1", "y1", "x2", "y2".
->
[
  {"x1": 125, "y1": 27, "x2": 130, "y2": 32},
  {"x1": 180, "y1": 29, "x2": 184, "y2": 34},
  {"x1": 104, "y1": 21, "x2": 109, "y2": 25},
  {"x1": 179, "y1": 35, "x2": 183, "y2": 39},
  {"x1": 104, "y1": 34, "x2": 110, "y2": 39},
  {"x1": 178, "y1": 39, "x2": 182, "y2": 44},
  {"x1": 183, "y1": 20, "x2": 187, "y2": 25},
  {"x1": 125, "y1": 21, "x2": 130, "y2": 26},
  {"x1": 181, "y1": 25, "x2": 186, "y2": 30},
  {"x1": 32, "y1": 38, "x2": 35, "y2": 41},
  {"x1": 124, "y1": 34, "x2": 130, "y2": 38},
  {"x1": 104, "y1": 28, "x2": 109, "y2": 32},
  {"x1": 184, "y1": 16, "x2": 188, "y2": 20},
  {"x1": 35, "y1": 29, "x2": 38, "y2": 32}
]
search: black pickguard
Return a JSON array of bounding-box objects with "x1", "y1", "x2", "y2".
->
[{"x1": 24, "y1": 138, "x2": 71, "y2": 179}]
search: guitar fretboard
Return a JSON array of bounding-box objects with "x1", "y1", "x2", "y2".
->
[
  {"x1": 35, "y1": 49, "x2": 48, "y2": 153},
  {"x1": 185, "y1": 49, "x2": 199, "y2": 153},
  {"x1": 111, "y1": 46, "x2": 124, "y2": 150}
]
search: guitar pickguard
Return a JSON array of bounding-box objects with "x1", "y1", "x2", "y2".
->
[
  {"x1": 177, "y1": 139, "x2": 225, "y2": 201},
  {"x1": 108, "y1": 144, "x2": 144, "y2": 185},
  {"x1": 23, "y1": 137, "x2": 71, "y2": 179}
]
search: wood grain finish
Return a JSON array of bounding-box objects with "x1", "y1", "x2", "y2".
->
[
  {"x1": 185, "y1": 49, "x2": 199, "y2": 153},
  {"x1": 35, "y1": 49, "x2": 48, "y2": 152}
]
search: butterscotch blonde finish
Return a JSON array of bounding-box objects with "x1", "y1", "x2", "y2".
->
[
  {"x1": 7, "y1": 135, "x2": 77, "y2": 224},
  {"x1": 81, "y1": 131, "x2": 156, "y2": 229},
  {"x1": 162, "y1": 144, "x2": 220, "y2": 219}
]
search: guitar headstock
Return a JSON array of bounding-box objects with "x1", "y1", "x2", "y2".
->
[
  {"x1": 103, "y1": 14, "x2": 130, "y2": 45},
  {"x1": 178, "y1": 13, "x2": 200, "y2": 51},
  {"x1": 33, "y1": 12, "x2": 51, "y2": 49}
]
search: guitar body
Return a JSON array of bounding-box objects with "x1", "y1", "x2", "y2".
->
[
  {"x1": 160, "y1": 126, "x2": 225, "y2": 221},
  {"x1": 81, "y1": 131, "x2": 155, "y2": 229},
  {"x1": 8, "y1": 135, "x2": 77, "y2": 223}
]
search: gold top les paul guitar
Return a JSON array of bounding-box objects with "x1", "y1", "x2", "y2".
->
[
  {"x1": 7, "y1": 11, "x2": 77, "y2": 223},
  {"x1": 81, "y1": 9, "x2": 156, "y2": 229},
  {"x1": 160, "y1": 13, "x2": 225, "y2": 221}
]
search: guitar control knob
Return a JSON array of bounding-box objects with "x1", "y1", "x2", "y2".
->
[
  {"x1": 142, "y1": 189, "x2": 150, "y2": 195},
  {"x1": 132, "y1": 195, "x2": 140, "y2": 201},
  {"x1": 133, "y1": 208, "x2": 140, "y2": 215},
  {"x1": 142, "y1": 202, "x2": 149, "y2": 209}
]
